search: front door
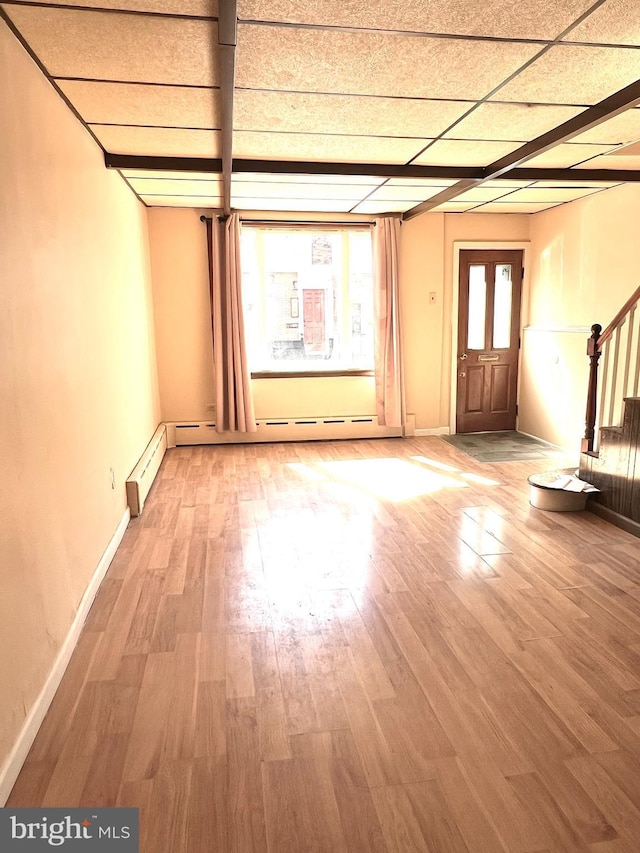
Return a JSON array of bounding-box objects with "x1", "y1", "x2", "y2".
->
[
  {"x1": 456, "y1": 250, "x2": 523, "y2": 433},
  {"x1": 303, "y1": 289, "x2": 326, "y2": 353}
]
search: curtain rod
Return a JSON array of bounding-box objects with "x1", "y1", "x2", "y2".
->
[
  {"x1": 200, "y1": 215, "x2": 403, "y2": 226},
  {"x1": 199, "y1": 214, "x2": 372, "y2": 227}
]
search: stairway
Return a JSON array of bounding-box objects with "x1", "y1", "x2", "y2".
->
[{"x1": 580, "y1": 396, "x2": 640, "y2": 527}]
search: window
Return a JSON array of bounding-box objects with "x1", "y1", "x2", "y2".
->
[{"x1": 240, "y1": 225, "x2": 374, "y2": 374}]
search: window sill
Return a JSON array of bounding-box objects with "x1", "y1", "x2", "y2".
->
[{"x1": 251, "y1": 369, "x2": 374, "y2": 379}]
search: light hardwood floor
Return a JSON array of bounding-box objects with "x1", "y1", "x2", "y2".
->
[{"x1": 9, "y1": 437, "x2": 640, "y2": 852}]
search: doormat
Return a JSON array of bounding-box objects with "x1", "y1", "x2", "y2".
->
[{"x1": 440, "y1": 431, "x2": 571, "y2": 464}]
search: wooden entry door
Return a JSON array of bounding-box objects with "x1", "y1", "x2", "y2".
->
[
  {"x1": 456, "y1": 250, "x2": 523, "y2": 433},
  {"x1": 303, "y1": 288, "x2": 326, "y2": 353}
]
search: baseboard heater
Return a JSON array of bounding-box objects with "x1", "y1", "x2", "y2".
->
[
  {"x1": 126, "y1": 424, "x2": 167, "y2": 516},
  {"x1": 166, "y1": 415, "x2": 413, "y2": 447}
]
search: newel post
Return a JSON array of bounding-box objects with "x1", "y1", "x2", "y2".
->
[{"x1": 582, "y1": 323, "x2": 602, "y2": 453}]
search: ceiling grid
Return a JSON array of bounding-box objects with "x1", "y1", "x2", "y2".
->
[{"x1": 1, "y1": 0, "x2": 639, "y2": 214}]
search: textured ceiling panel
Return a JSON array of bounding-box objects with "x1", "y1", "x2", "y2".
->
[
  {"x1": 11, "y1": 0, "x2": 217, "y2": 13},
  {"x1": 470, "y1": 201, "x2": 562, "y2": 212},
  {"x1": 565, "y1": 0, "x2": 640, "y2": 46},
  {"x1": 128, "y1": 178, "x2": 223, "y2": 195},
  {"x1": 351, "y1": 200, "x2": 419, "y2": 214},
  {"x1": 492, "y1": 44, "x2": 640, "y2": 106},
  {"x1": 444, "y1": 102, "x2": 583, "y2": 141},
  {"x1": 236, "y1": 25, "x2": 540, "y2": 100},
  {"x1": 523, "y1": 142, "x2": 617, "y2": 168},
  {"x1": 453, "y1": 186, "x2": 520, "y2": 201},
  {"x1": 570, "y1": 109, "x2": 640, "y2": 145},
  {"x1": 121, "y1": 169, "x2": 222, "y2": 181},
  {"x1": 230, "y1": 181, "x2": 375, "y2": 200},
  {"x1": 386, "y1": 177, "x2": 459, "y2": 187},
  {"x1": 90, "y1": 125, "x2": 221, "y2": 156},
  {"x1": 4, "y1": 6, "x2": 218, "y2": 85},
  {"x1": 413, "y1": 139, "x2": 521, "y2": 166},
  {"x1": 229, "y1": 197, "x2": 357, "y2": 212},
  {"x1": 232, "y1": 173, "x2": 385, "y2": 185},
  {"x1": 502, "y1": 186, "x2": 603, "y2": 202},
  {"x1": 233, "y1": 131, "x2": 429, "y2": 163},
  {"x1": 141, "y1": 195, "x2": 222, "y2": 207},
  {"x1": 534, "y1": 180, "x2": 620, "y2": 187},
  {"x1": 234, "y1": 90, "x2": 469, "y2": 138},
  {"x1": 362, "y1": 184, "x2": 450, "y2": 202},
  {"x1": 429, "y1": 201, "x2": 483, "y2": 212},
  {"x1": 58, "y1": 81, "x2": 220, "y2": 128},
  {"x1": 238, "y1": 0, "x2": 594, "y2": 40},
  {"x1": 575, "y1": 153, "x2": 640, "y2": 170}
]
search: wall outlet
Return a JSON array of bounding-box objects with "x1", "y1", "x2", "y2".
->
[{"x1": 110, "y1": 467, "x2": 116, "y2": 490}]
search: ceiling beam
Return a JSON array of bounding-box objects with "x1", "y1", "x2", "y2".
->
[
  {"x1": 104, "y1": 153, "x2": 640, "y2": 184},
  {"x1": 218, "y1": 0, "x2": 237, "y2": 216},
  {"x1": 404, "y1": 78, "x2": 640, "y2": 219}
]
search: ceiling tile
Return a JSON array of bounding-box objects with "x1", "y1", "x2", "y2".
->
[
  {"x1": 236, "y1": 25, "x2": 540, "y2": 100},
  {"x1": 230, "y1": 181, "x2": 375, "y2": 200},
  {"x1": 4, "y1": 6, "x2": 218, "y2": 85},
  {"x1": 444, "y1": 102, "x2": 583, "y2": 141},
  {"x1": 362, "y1": 185, "x2": 451, "y2": 202},
  {"x1": 121, "y1": 169, "x2": 222, "y2": 180},
  {"x1": 90, "y1": 125, "x2": 221, "y2": 156},
  {"x1": 574, "y1": 152, "x2": 640, "y2": 170},
  {"x1": 569, "y1": 109, "x2": 640, "y2": 145},
  {"x1": 234, "y1": 89, "x2": 469, "y2": 138},
  {"x1": 501, "y1": 186, "x2": 605, "y2": 202},
  {"x1": 386, "y1": 177, "x2": 460, "y2": 187},
  {"x1": 533, "y1": 180, "x2": 621, "y2": 187},
  {"x1": 429, "y1": 201, "x2": 482, "y2": 212},
  {"x1": 453, "y1": 186, "x2": 519, "y2": 201},
  {"x1": 12, "y1": 0, "x2": 216, "y2": 13},
  {"x1": 229, "y1": 197, "x2": 358, "y2": 212},
  {"x1": 58, "y1": 81, "x2": 220, "y2": 128},
  {"x1": 232, "y1": 173, "x2": 385, "y2": 185},
  {"x1": 522, "y1": 142, "x2": 618, "y2": 168},
  {"x1": 413, "y1": 139, "x2": 521, "y2": 166},
  {"x1": 491, "y1": 44, "x2": 640, "y2": 106},
  {"x1": 233, "y1": 131, "x2": 429, "y2": 164},
  {"x1": 481, "y1": 179, "x2": 536, "y2": 187},
  {"x1": 469, "y1": 201, "x2": 563, "y2": 212},
  {"x1": 564, "y1": 0, "x2": 640, "y2": 46},
  {"x1": 351, "y1": 200, "x2": 418, "y2": 214},
  {"x1": 141, "y1": 195, "x2": 222, "y2": 207},
  {"x1": 238, "y1": 0, "x2": 594, "y2": 40},
  {"x1": 128, "y1": 177, "x2": 223, "y2": 194}
]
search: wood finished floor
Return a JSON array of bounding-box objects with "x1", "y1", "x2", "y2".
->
[{"x1": 8, "y1": 437, "x2": 640, "y2": 853}]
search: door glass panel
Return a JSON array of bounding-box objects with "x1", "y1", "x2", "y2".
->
[
  {"x1": 467, "y1": 265, "x2": 486, "y2": 350},
  {"x1": 493, "y1": 264, "x2": 512, "y2": 349}
]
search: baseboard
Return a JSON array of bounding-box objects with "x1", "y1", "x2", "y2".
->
[
  {"x1": 414, "y1": 427, "x2": 450, "y2": 436},
  {"x1": 0, "y1": 508, "x2": 130, "y2": 805},
  {"x1": 587, "y1": 501, "x2": 640, "y2": 539}
]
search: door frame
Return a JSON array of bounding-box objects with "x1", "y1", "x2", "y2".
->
[{"x1": 450, "y1": 241, "x2": 530, "y2": 436}]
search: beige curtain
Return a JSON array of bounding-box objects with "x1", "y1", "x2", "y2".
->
[
  {"x1": 206, "y1": 214, "x2": 257, "y2": 433},
  {"x1": 373, "y1": 216, "x2": 406, "y2": 428}
]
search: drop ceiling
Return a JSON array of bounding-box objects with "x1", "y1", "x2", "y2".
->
[{"x1": 2, "y1": 0, "x2": 640, "y2": 216}]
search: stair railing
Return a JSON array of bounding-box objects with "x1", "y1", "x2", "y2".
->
[{"x1": 583, "y1": 284, "x2": 640, "y2": 452}]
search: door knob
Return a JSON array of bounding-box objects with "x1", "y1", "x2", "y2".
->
[
  {"x1": 459, "y1": 372, "x2": 466, "y2": 378},
  {"x1": 459, "y1": 353, "x2": 468, "y2": 360}
]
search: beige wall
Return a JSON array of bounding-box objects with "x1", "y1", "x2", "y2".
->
[
  {"x1": 0, "y1": 20, "x2": 160, "y2": 783},
  {"x1": 520, "y1": 183, "x2": 640, "y2": 448}
]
